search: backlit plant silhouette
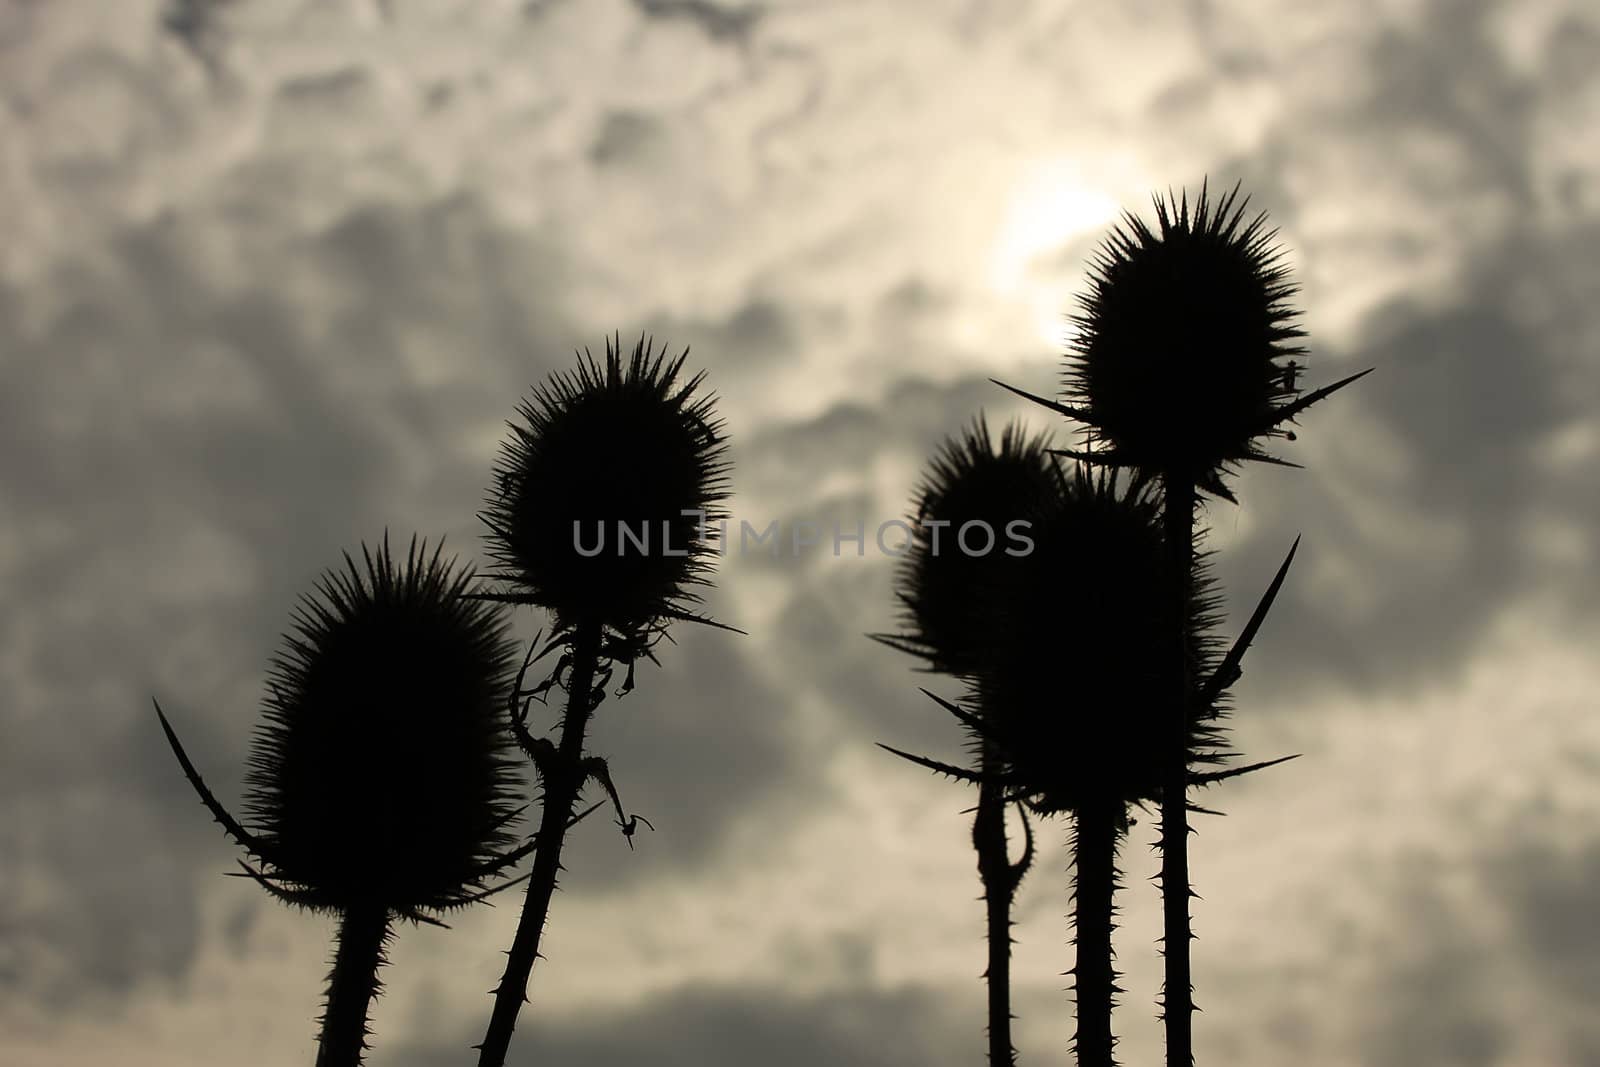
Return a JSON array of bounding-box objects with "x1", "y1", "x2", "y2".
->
[
  {"x1": 154, "y1": 536, "x2": 530, "y2": 1067},
  {"x1": 872, "y1": 416, "x2": 1056, "y2": 1066},
  {"x1": 881, "y1": 447, "x2": 1289, "y2": 1066},
  {"x1": 996, "y1": 179, "x2": 1367, "y2": 1065},
  {"x1": 472, "y1": 334, "x2": 732, "y2": 1067}
]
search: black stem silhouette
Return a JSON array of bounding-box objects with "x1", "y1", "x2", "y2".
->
[
  {"x1": 1073, "y1": 797, "x2": 1122, "y2": 1067},
  {"x1": 974, "y1": 745, "x2": 1031, "y2": 1066},
  {"x1": 315, "y1": 903, "x2": 393, "y2": 1067},
  {"x1": 476, "y1": 622, "x2": 603, "y2": 1067},
  {"x1": 1159, "y1": 475, "x2": 1197, "y2": 1067},
  {"x1": 869, "y1": 418, "x2": 1057, "y2": 1064}
]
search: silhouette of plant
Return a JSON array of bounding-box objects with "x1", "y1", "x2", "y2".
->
[
  {"x1": 883, "y1": 459, "x2": 1297, "y2": 1067},
  {"x1": 995, "y1": 179, "x2": 1366, "y2": 1066},
  {"x1": 153, "y1": 535, "x2": 530, "y2": 1067},
  {"x1": 872, "y1": 416, "x2": 1058, "y2": 1066},
  {"x1": 472, "y1": 334, "x2": 732, "y2": 1067},
  {"x1": 971, "y1": 474, "x2": 1157, "y2": 1067}
]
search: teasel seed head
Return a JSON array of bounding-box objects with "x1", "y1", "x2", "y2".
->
[
  {"x1": 875, "y1": 415, "x2": 1060, "y2": 678},
  {"x1": 479, "y1": 333, "x2": 731, "y2": 659},
  {"x1": 234, "y1": 535, "x2": 524, "y2": 915},
  {"x1": 1064, "y1": 180, "x2": 1317, "y2": 494}
]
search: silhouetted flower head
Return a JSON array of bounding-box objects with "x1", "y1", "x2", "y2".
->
[
  {"x1": 878, "y1": 457, "x2": 1243, "y2": 814},
  {"x1": 878, "y1": 415, "x2": 1060, "y2": 678},
  {"x1": 480, "y1": 334, "x2": 730, "y2": 657},
  {"x1": 1066, "y1": 180, "x2": 1307, "y2": 493},
  {"x1": 971, "y1": 468, "x2": 1229, "y2": 813},
  {"x1": 239, "y1": 536, "x2": 522, "y2": 915}
]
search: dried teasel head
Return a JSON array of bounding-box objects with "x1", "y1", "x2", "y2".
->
[
  {"x1": 874, "y1": 415, "x2": 1060, "y2": 678},
  {"x1": 970, "y1": 467, "x2": 1183, "y2": 812},
  {"x1": 479, "y1": 334, "x2": 731, "y2": 659},
  {"x1": 156, "y1": 535, "x2": 529, "y2": 924},
  {"x1": 971, "y1": 500, "x2": 1292, "y2": 812},
  {"x1": 881, "y1": 464, "x2": 1257, "y2": 815},
  {"x1": 997, "y1": 180, "x2": 1368, "y2": 499},
  {"x1": 1071, "y1": 180, "x2": 1305, "y2": 488}
]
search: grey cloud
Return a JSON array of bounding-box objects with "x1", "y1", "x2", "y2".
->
[
  {"x1": 388, "y1": 980, "x2": 980, "y2": 1067},
  {"x1": 1455, "y1": 814, "x2": 1600, "y2": 1062},
  {"x1": 160, "y1": 0, "x2": 235, "y2": 75},
  {"x1": 1488, "y1": 831, "x2": 1600, "y2": 1012},
  {"x1": 0, "y1": 690, "x2": 258, "y2": 1007},
  {"x1": 642, "y1": 294, "x2": 799, "y2": 382},
  {"x1": 727, "y1": 372, "x2": 1065, "y2": 759},
  {"x1": 0, "y1": 192, "x2": 581, "y2": 1009},
  {"x1": 874, "y1": 276, "x2": 949, "y2": 320},
  {"x1": 1355, "y1": 811, "x2": 1600, "y2": 1066},
  {"x1": 1142, "y1": 0, "x2": 1600, "y2": 696},
  {"x1": 277, "y1": 66, "x2": 371, "y2": 104},
  {"x1": 1358, "y1": 0, "x2": 1535, "y2": 204},
  {"x1": 1357, "y1": 886, "x2": 1511, "y2": 1067},
  {"x1": 1211, "y1": 222, "x2": 1599, "y2": 701},
  {"x1": 628, "y1": 0, "x2": 765, "y2": 45},
  {"x1": 735, "y1": 372, "x2": 1048, "y2": 508},
  {"x1": 772, "y1": 569, "x2": 919, "y2": 736},
  {"x1": 589, "y1": 110, "x2": 667, "y2": 168}
]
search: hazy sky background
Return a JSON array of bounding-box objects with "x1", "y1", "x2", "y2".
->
[{"x1": 3, "y1": 0, "x2": 1599, "y2": 1064}]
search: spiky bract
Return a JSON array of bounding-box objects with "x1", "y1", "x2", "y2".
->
[
  {"x1": 1067, "y1": 180, "x2": 1307, "y2": 488},
  {"x1": 480, "y1": 334, "x2": 730, "y2": 656},
  {"x1": 242, "y1": 536, "x2": 522, "y2": 915},
  {"x1": 880, "y1": 416, "x2": 1060, "y2": 678}
]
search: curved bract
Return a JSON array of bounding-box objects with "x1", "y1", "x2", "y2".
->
[{"x1": 479, "y1": 334, "x2": 731, "y2": 658}]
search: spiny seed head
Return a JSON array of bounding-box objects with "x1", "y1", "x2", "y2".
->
[
  {"x1": 480, "y1": 334, "x2": 730, "y2": 656},
  {"x1": 241, "y1": 535, "x2": 522, "y2": 915},
  {"x1": 1067, "y1": 179, "x2": 1307, "y2": 487},
  {"x1": 885, "y1": 415, "x2": 1060, "y2": 678},
  {"x1": 972, "y1": 469, "x2": 1227, "y2": 812}
]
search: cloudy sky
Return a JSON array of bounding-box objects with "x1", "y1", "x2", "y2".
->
[{"x1": 3, "y1": 0, "x2": 1599, "y2": 1063}]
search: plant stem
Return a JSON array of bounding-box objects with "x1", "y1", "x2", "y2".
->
[
  {"x1": 315, "y1": 903, "x2": 392, "y2": 1067},
  {"x1": 476, "y1": 621, "x2": 603, "y2": 1067},
  {"x1": 1073, "y1": 796, "x2": 1121, "y2": 1067},
  {"x1": 1159, "y1": 474, "x2": 1196, "y2": 1067},
  {"x1": 974, "y1": 758, "x2": 1017, "y2": 1067}
]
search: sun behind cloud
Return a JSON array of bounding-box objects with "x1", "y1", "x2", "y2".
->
[{"x1": 985, "y1": 157, "x2": 1120, "y2": 346}]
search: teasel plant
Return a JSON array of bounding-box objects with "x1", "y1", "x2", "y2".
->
[
  {"x1": 471, "y1": 333, "x2": 732, "y2": 1067},
  {"x1": 994, "y1": 178, "x2": 1368, "y2": 1065},
  {"x1": 880, "y1": 451, "x2": 1293, "y2": 1067},
  {"x1": 152, "y1": 535, "x2": 533, "y2": 1067},
  {"x1": 870, "y1": 415, "x2": 1059, "y2": 1066}
]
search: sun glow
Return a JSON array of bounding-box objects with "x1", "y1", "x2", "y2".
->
[{"x1": 987, "y1": 160, "x2": 1119, "y2": 346}]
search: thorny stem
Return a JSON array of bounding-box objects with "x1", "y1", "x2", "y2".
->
[
  {"x1": 1073, "y1": 797, "x2": 1121, "y2": 1067},
  {"x1": 974, "y1": 743, "x2": 1020, "y2": 1067},
  {"x1": 476, "y1": 622, "x2": 603, "y2": 1067},
  {"x1": 315, "y1": 902, "x2": 392, "y2": 1067},
  {"x1": 1159, "y1": 474, "x2": 1197, "y2": 1067}
]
